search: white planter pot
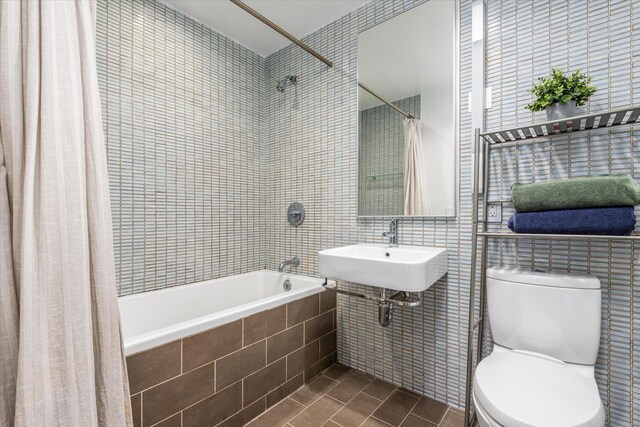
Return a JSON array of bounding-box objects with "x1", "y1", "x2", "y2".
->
[{"x1": 545, "y1": 100, "x2": 577, "y2": 121}]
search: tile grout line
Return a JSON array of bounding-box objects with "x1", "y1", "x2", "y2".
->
[
  {"x1": 148, "y1": 410, "x2": 179, "y2": 427},
  {"x1": 212, "y1": 396, "x2": 266, "y2": 427},
  {"x1": 162, "y1": 379, "x2": 243, "y2": 425},
  {"x1": 133, "y1": 369, "x2": 190, "y2": 396},
  {"x1": 354, "y1": 385, "x2": 401, "y2": 427},
  {"x1": 326, "y1": 373, "x2": 380, "y2": 425},
  {"x1": 395, "y1": 393, "x2": 424, "y2": 427},
  {"x1": 140, "y1": 392, "x2": 144, "y2": 427},
  {"x1": 439, "y1": 407, "x2": 453, "y2": 426},
  {"x1": 409, "y1": 409, "x2": 445, "y2": 426},
  {"x1": 367, "y1": 415, "x2": 393, "y2": 427},
  {"x1": 287, "y1": 374, "x2": 340, "y2": 408},
  {"x1": 285, "y1": 370, "x2": 347, "y2": 425}
]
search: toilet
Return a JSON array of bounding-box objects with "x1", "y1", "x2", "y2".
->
[{"x1": 473, "y1": 268, "x2": 606, "y2": 427}]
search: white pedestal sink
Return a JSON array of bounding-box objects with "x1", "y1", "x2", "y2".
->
[{"x1": 318, "y1": 244, "x2": 448, "y2": 292}]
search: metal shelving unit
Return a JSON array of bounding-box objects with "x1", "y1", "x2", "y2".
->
[{"x1": 463, "y1": 105, "x2": 640, "y2": 427}]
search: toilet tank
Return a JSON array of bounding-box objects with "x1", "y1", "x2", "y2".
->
[{"x1": 486, "y1": 268, "x2": 601, "y2": 365}]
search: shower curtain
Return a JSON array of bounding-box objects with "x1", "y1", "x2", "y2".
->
[
  {"x1": 0, "y1": 1, "x2": 132, "y2": 426},
  {"x1": 404, "y1": 118, "x2": 431, "y2": 215}
]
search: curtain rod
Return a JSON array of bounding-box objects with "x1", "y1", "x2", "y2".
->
[
  {"x1": 229, "y1": 0, "x2": 334, "y2": 68},
  {"x1": 358, "y1": 83, "x2": 415, "y2": 119}
]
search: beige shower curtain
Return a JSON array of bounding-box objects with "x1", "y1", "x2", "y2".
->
[
  {"x1": 0, "y1": 1, "x2": 132, "y2": 426},
  {"x1": 404, "y1": 118, "x2": 431, "y2": 215}
]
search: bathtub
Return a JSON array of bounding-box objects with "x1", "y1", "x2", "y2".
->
[{"x1": 119, "y1": 270, "x2": 328, "y2": 355}]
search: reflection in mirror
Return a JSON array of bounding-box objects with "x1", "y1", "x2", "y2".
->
[{"x1": 358, "y1": 0, "x2": 457, "y2": 217}]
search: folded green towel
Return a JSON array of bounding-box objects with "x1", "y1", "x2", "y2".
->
[{"x1": 511, "y1": 174, "x2": 640, "y2": 212}]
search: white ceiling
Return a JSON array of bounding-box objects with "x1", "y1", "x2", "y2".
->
[
  {"x1": 358, "y1": 0, "x2": 455, "y2": 110},
  {"x1": 162, "y1": 0, "x2": 368, "y2": 57}
]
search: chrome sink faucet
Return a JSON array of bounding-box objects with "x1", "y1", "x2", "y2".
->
[
  {"x1": 382, "y1": 218, "x2": 398, "y2": 247},
  {"x1": 279, "y1": 256, "x2": 300, "y2": 272}
]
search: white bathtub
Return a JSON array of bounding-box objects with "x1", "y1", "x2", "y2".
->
[{"x1": 119, "y1": 270, "x2": 328, "y2": 355}]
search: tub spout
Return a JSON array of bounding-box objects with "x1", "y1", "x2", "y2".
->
[{"x1": 278, "y1": 256, "x2": 300, "y2": 272}]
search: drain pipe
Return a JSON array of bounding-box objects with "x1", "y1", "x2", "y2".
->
[
  {"x1": 378, "y1": 289, "x2": 407, "y2": 327},
  {"x1": 321, "y1": 279, "x2": 420, "y2": 327}
]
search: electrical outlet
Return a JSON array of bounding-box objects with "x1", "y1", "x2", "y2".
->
[{"x1": 487, "y1": 202, "x2": 502, "y2": 223}]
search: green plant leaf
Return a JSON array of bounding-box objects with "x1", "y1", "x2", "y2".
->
[{"x1": 524, "y1": 68, "x2": 597, "y2": 112}]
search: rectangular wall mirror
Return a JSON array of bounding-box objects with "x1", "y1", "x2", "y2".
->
[{"x1": 357, "y1": 1, "x2": 458, "y2": 218}]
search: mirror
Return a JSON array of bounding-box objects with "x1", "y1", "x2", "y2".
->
[{"x1": 357, "y1": 1, "x2": 457, "y2": 217}]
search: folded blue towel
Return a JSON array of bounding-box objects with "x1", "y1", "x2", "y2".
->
[{"x1": 507, "y1": 206, "x2": 636, "y2": 235}]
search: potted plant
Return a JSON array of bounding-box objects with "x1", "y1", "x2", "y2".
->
[{"x1": 525, "y1": 68, "x2": 597, "y2": 120}]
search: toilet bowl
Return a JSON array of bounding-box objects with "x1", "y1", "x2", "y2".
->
[
  {"x1": 473, "y1": 268, "x2": 606, "y2": 427},
  {"x1": 473, "y1": 348, "x2": 605, "y2": 426}
]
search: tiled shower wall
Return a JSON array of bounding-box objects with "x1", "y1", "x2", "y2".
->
[
  {"x1": 266, "y1": 0, "x2": 640, "y2": 423},
  {"x1": 96, "y1": 0, "x2": 267, "y2": 295},
  {"x1": 358, "y1": 95, "x2": 421, "y2": 216}
]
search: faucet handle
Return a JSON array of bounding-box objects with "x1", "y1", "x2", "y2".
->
[
  {"x1": 382, "y1": 231, "x2": 395, "y2": 238},
  {"x1": 292, "y1": 256, "x2": 300, "y2": 267}
]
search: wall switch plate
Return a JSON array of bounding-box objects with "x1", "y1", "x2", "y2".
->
[
  {"x1": 487, "y1": 202, "x2": 502, "y2": 223},
  {"x1": 467, "y1": 87, "x2": 493, "y2": 112}
]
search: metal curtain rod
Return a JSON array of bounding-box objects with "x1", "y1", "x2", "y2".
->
[
  {"x1": 229, "y1": 0, "x2": 334, "y2": 68},
  {"x1": 358, "y1": 83, "x2": 415, "y2": 119}
]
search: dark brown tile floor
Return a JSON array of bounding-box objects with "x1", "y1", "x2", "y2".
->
[{"x1": 246, "y1": 364, "x2": 464, "y2": 427}]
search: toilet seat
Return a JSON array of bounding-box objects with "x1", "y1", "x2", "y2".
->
[{"x1": 473, "y1": 350, "x2": 605, "y2": 427}]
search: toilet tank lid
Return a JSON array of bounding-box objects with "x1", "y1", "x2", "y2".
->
[{"x1": 486, "y1": 267, "x2": 601, "y2": 289}]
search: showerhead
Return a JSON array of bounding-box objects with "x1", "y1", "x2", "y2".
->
[{"x1": 276, "y1": 75, "x2": 297, "y2": 93}]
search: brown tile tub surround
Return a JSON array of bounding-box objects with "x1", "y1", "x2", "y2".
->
[
  {"x1": 248, "y1": 364, "x2": 463, "y2": 427},
  {"x1": 126, "y1": 292, "x2": 337, "y2": 427}
]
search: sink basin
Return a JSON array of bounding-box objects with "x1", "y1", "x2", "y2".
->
[{"x1": 318, "y1": 244, "x2": 448, "y2": 292}]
